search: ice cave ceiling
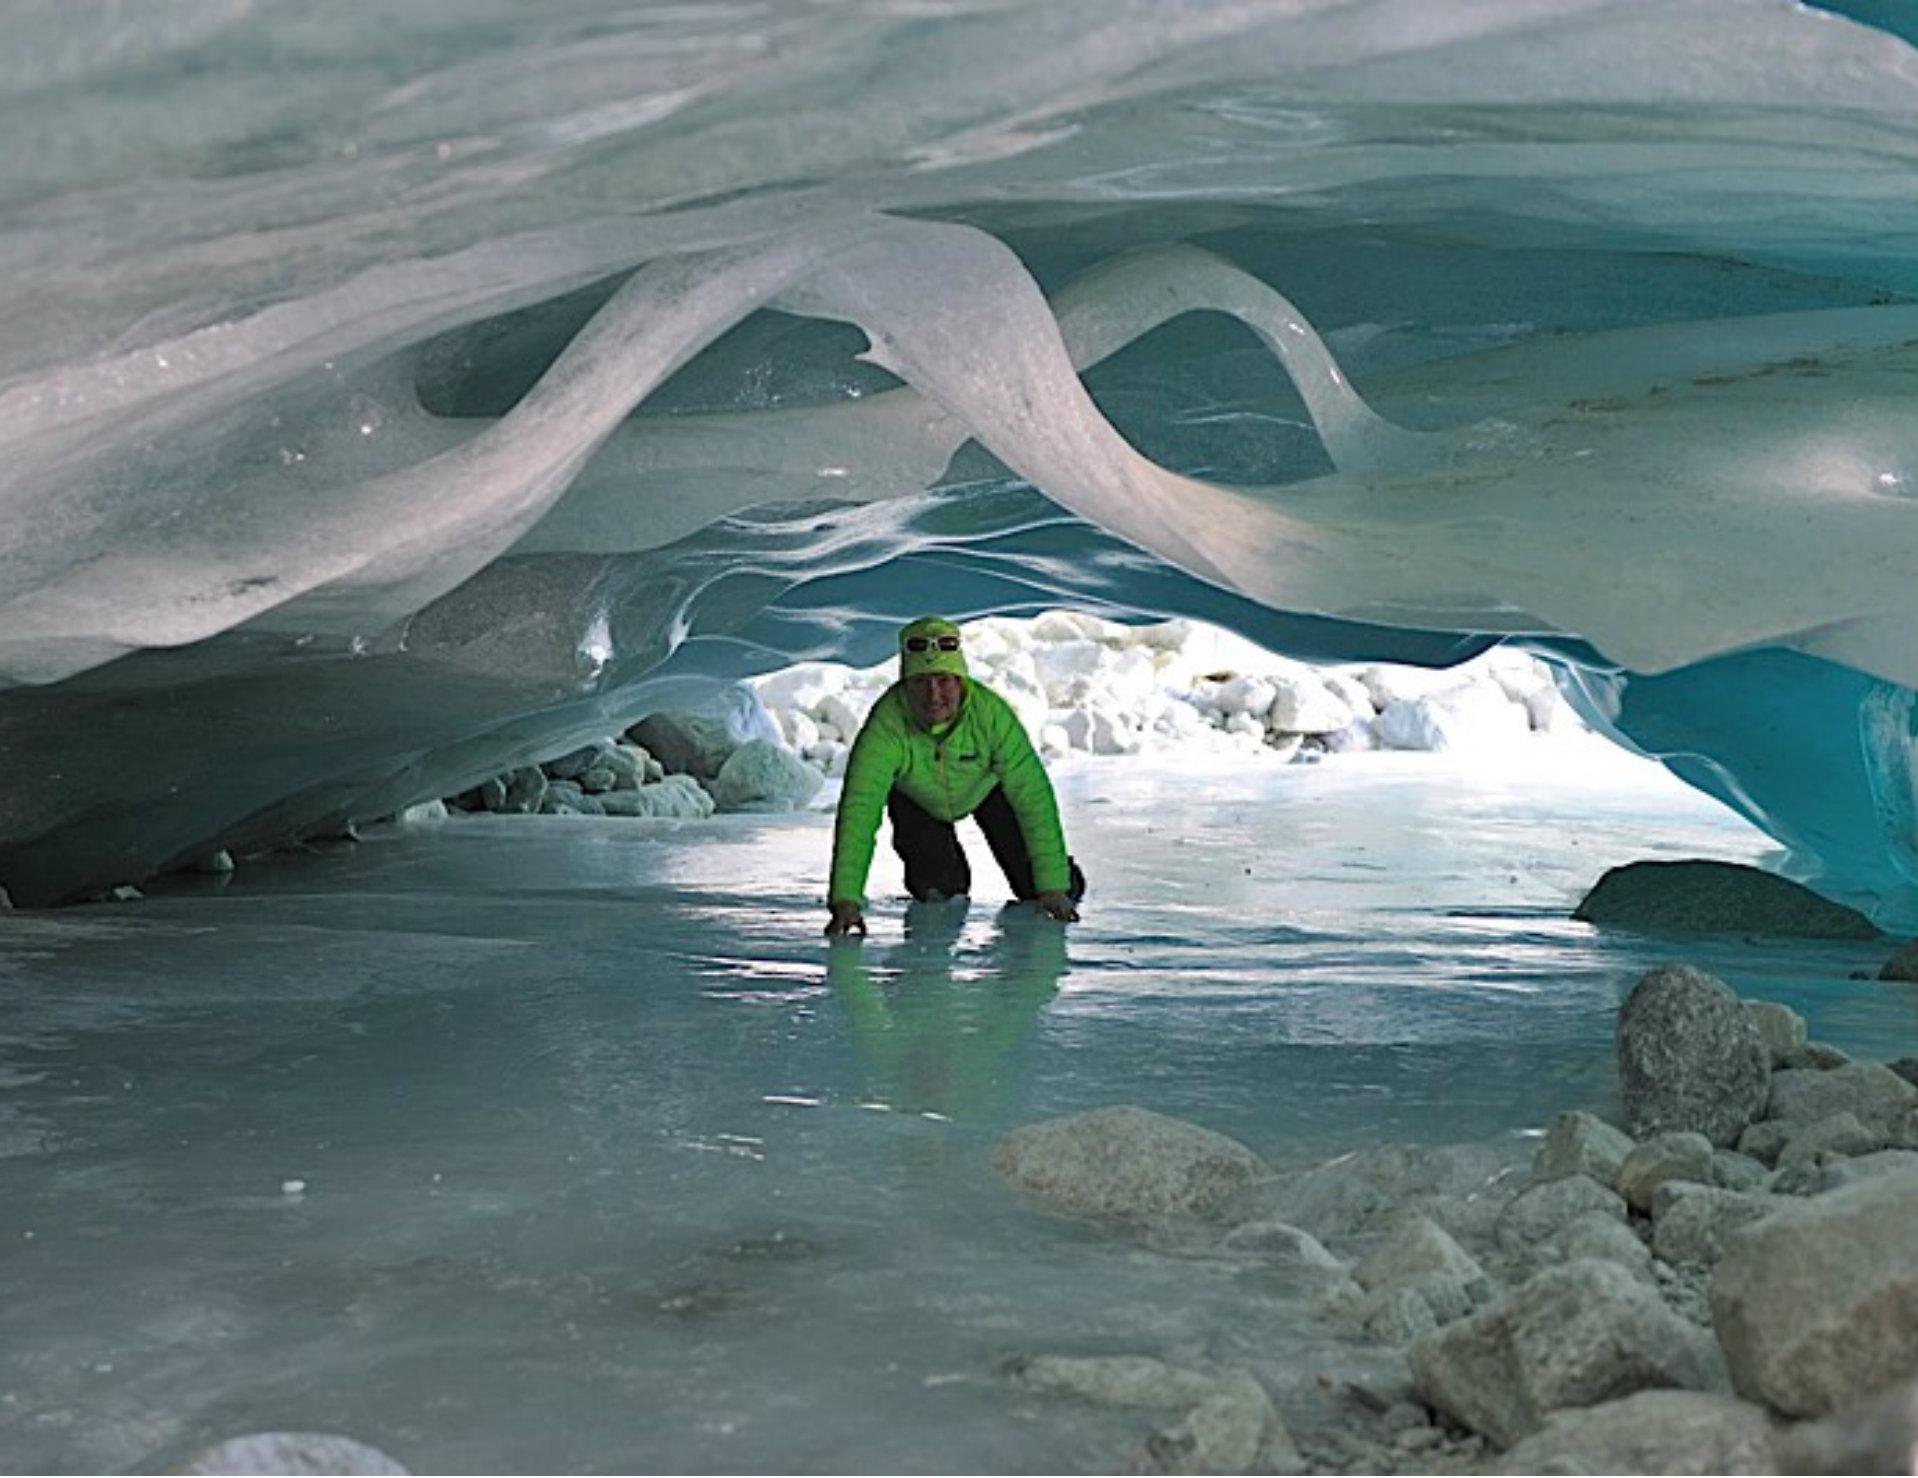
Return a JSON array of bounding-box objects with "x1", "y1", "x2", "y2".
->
[{"x1": 2, "y1": 0, "x2": 1917, "y2": 911}]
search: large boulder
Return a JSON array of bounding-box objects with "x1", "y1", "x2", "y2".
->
[
  {"x1": 1651, "y1": 1187, "x2": 1786, "y2": 1269},
  {"x1": 1712, "y1": 1168, "x2": 1918, "y2": 1417},
  {"x1": 1616, "y1": 966, "x2": 1771, "y2": 1146},
  {"x1": 1409, "y1": 1259, "x2": 1726, "y2": 1447},
  {"x1": 1491, "y1": 1390, "x2": 1775, "y2": 1476},
  {"x1": 709, "y1": 740, "x2": 823, "y2": 813},
  {"x1": 1879, "y1": 940, "x2": 1918, "y2": 982},
  {"x1": 1574, "y1": 860, "x2": 1880, "y2": 939},
  {"x1": 990, "y1": 1107, "x2": 1268, "y2": 1219}
]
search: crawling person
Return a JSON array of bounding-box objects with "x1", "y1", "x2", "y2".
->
[{"x1": 824, "y1": 617, "x2": 1086, "y2": 937}]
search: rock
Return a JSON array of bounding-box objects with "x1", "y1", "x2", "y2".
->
[
  {"x1": 709, "y1": 739, "x2": 824, "y2": 813},
  {"x1": 1788, "y1": 1041, "x2": 1854, "y2": 1070},
  {"x1": 1533, "y1": 1111, "x2": 1636, "y2": 1187},
  {"x1": 497, "y1": 765, "x2": 546, "y2": 814},
  {"x1": 169, "y1": 1432, "x2": 408, "y2": 1474},
  {"x1": 1217, "y1": 1140, "x2": 1529, "y2": 1247},
  {"x1": 1354, "y1": 1212, "x2": 1488, "y2": 1295},
  {"x1": 1774, "y1": 1110, "x2": 1885, "y2": 1172},
  {"x1": 1880, "y1": 940, "x2": 1918, "y2": 982},
  {"x1": 1617, "y1": 965, "x2": 1771, "y2": 1146},
  {"x1": 1012, "y1": 1355, "x2": 1222, "y2": 1409},
  {"x1": 1574, "y1": 860, "x2": 1880, "y2": 939},
  {"x1": 1265, "y1": 675, "x2": 1353, "y2": 734},
  {"x1": 542, "y1": 743, "x2": 609, "y2": 781},
  {"x1": 1775, "y1": 1378, "x2": 1918, "y2": 1474},
  {"x1": 457, "y1": 775, "x2": 507, "y2": 812},
  {"x1": 1496, "y1": 1174, "x2": 1628, "y2": 1254},
  {"x1": 1545, "y1": 1210, "x2": 1653, "y2": 1279},
  {"x1": 1767, "y1": 1062, "x2": 1918, "y2": 1130},
  {"x1": 1215, "y1": 1220, "x2": 1343, "y2": 1271},
  {"x1": 1359, "y1": 1284, "x2": 1441, "y2": 1344},
  {"x1": 1736, "y1": 1120, "x2": 1793, "y2": 1166},
  {"x1": 1712, "y1": 1167, "x2": 1918, "y2": 1416},
  {"x1": 1617, "y1": 1132, "x2": 1716, "y2": 1213},
  {"x1": 1712, "y1": 1150, "x2": 1769, "y2": 1192},
  {"x1": 1888, "y1": 1057, "x2": 1918, "y2": 1089},
  {"x1": 187, "y1": 849, "x2": 236, "y2": 874},
  {"x1": 991, "y1": 1107, "x2": 1269, "y2": 1218},
  {"x1": 1133, "y1": 1371, "x2": 1292, "y2": 1477},
  {"x1": 597, "y1": 774, "x2": 715, "y2": 819},
  {"x1": 1789, "y1": 1147, "x2": 1918, "y2": 1196},
  {"x1": 625, "y1": 711, "x2": 737, "y2": 780},
  {"x1": 1409, "y1": 1259, "x2": 1727, "y2": 1447},
  {"x1": 1491, "y1": 1390, "x2": 1776, "y2": 1476},
  {"x1": 1651, "y1": 1187, "x2": 1785, "y2": 1269},
  {"x1": 1743, "y1": 1001, "x2": 1809, "y2": 1068}
]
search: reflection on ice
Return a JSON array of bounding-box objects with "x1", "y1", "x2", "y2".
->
[{"x1": 2, "y1": 754, "x2": 1913, "y2": 1470}]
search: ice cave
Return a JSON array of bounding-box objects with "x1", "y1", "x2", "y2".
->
[{"x1": 6, "y1": 1, "x2": 1918, "y2": 1473}]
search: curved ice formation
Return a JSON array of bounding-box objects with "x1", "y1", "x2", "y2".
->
[{"x1": 4, "y1": 0, "x2": 1918, "y2": 910}]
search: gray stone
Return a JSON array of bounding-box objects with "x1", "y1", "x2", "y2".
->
[
  {"x1": 1617, "y1": 1132, "x2": 1716, "y2": 1212},
  {"x1": 1360, "y1": 1284, "x2": 1441, "y2": 1344},
  {"x1": 1012, "y1": 1354, "x2": 1222, "y2": 1410},
  {"x1": 1574, "y1": 860, "x2": 1880, "y2": 939},
  {"x1": 1353, "y1": 1212, "x2": 1486, "y2": 1294},
  {"x1": 1712, "y1": 1167, "x2": 1918, "y2": 1417},
  {"x1": 1496, "y1": 1174, "x2": 1628, "y2": 1254},
  {"x1": 576, "y1": 762, "x2": 619, "y2": 793},
  {"x1": 1216, "y1": 1139, "x2": 1529, "y2": 1246},
  {"x1": 499, "y1": 765, "x2": 547, "y2": 814},
  {"x1": 1790, "y1": 1147, "x2": 1918, "y2": 1197},
  {"x1": 596, "y1": 775, "x2": 715, "y2": 819},
  {"x1": 1546, "y1": 1210, "x2": 1653, "y2": 1278},
  {"x1": 1767, "y1": 1062, "x2": 1917, "y2": 1130},
  {"x1": 1132, "y1": 1371, "x2": 1295, "y2": 1476},
  {"x1": 541, "y1": 743, "x2": 608, "y2": 781},
  {"x1": 1215, "y1": 1220, "x2": 1343, "y2": 1271},
  {"x1": 1533, "y1": 1111, "x2": 1636, "y2": 1187},
  {"x1": 1787, "y1": 1041, "x2": 1854, "y2": 1070},
  {"x1": 1410, "y1": 1259, "x2": 1727, "y2": 1447},
  {"x1": 710, "y1": 739, "x2": 825, "y2": 813},
  {"x1": 1774, "y1": 1110, "x2": 1885, "y2": 1172},
  {"x1": 170, "y1": 1432, "x2": 408, "y2": 1474},
  {"x1": 1889, "y1": 1057, "x2": 1918, "y2": 1089},
  {"x1": 1775, "y1": 1379, "x2": 1918, "y2": 1474},
  {"x1": 1880, "y1": 939, "x2": 1918, "y2": 982},
  {"x1": 1651, "y1": 1188, "x2": 1785, "y2": 1269},
  {"x1": 1743, "y1": 1001, "x2": 1809, "y2": 1068},
  {"x1": 626, "y1": 711, "x2": 737, "y2": 780},
  {"x1": 1617, "y1": 965, "x2": 1771, "y2": 1146},
  {"x1": 1736, "y1": 1120, "x2": 1793, "y2": 1166},
  {"x1": 991, "y1": 1107, "x2": 1269, "y2": 1219},
  {"x1": 1492, "y1": 1390, "x2": 1776, "y2": 1476},
  {"x1": 1712, "y1": 1150, "x2": 1769, "y2": 1192}
]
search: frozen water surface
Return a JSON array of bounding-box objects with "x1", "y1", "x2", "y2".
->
[{"x1": 2, "y1": 750, "x2": 1913, "y2": 1473}]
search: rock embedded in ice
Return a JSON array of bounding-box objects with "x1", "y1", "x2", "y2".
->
[
  {"x1": 1010, "y1": 1354, "x2": 1223, "y2": 1410},
  {"x1": 500, "y1": 766, "x2": 547, "y2": 815},
  {"x1": 597, "y1": 775, "x2": 715, "y2": 819},
  {"x1": 1532, "y1": 1110, "x2": 1636, "y2": 1187},
  {"x1": 1616, "y1": 1132, "x2": 1715, "y2": 1213},
  {"x1": 988, "y1": 1106, "x2": 1268, "y2": 1219},
  {"x1": 1410, "y1": 1258, "x2": 1727, "y2": 1447},
  {"x1": 169, "y1": 1431, "x2": 407, "y2": 1474},
  {"x1": 709, "y1": 740, "x2": 823, "y2": 813},
  {"x1": 1230, "y1": 1140, "x2": 1529, "y2": 1247},
  {"x1": 543, "y1": 744, "x2": 608, "y2": 782},
  {"x1": 1616, "y1": 965, "x2": 1771, "y2": 1147},
  {"x1": 1712, "y1": 1167, "x2": 1918, "y2": 1417},
  {"x1": 1133, "y1": 1371, "x2": 1295, "y2": 1478},
  {"x1": 1489, "y1": 1390, "x2": 1776, "y2": 1478},
  {"x1": 625, "y1": 712, "x2": 737, "y2": 781},
  {"x1": 1650, "y1": 1186, "x2": 1786, "y2": 1269},
  {"x1": 1574, "y1": 860, "x2": 1880, "y2": 939},
  {"x1": 1742, "y1": 1001, "x2": 1809, "y2": 1068},
  {"x1": 1765, "y1": 1062, "x2": 1918, "y2": 1131},
  {"x1": 1494, "y1": 1173, "x2": 1627, "y2": 1255},
  {"x1": 1215, "y1": 1219, "x2": 1343, "y2": 1270}
]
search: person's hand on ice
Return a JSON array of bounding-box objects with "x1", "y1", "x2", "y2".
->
[
  {"x1": 825, "y1": 901, "x2": 868, "y2": 937},
  {"x1": 1035, "y1": 891, "x2": 1079, "y2": 923}
]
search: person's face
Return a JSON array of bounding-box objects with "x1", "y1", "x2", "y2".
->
[{"x1": 906, "y1": 672, "x2": 964, "y2": 727}]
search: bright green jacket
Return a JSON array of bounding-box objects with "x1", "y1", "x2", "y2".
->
[{"x1": 829, "y1": 680, "x2": 1069, "y2": 906}]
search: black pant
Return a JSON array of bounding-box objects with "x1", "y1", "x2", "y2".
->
[{"x1": 887, "y1": 786, "x2": 1087, "y2": 903}]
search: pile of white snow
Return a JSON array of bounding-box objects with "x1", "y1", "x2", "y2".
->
[{"x1": 752, "y1": 612, "x2": 1584, "y2": 779}]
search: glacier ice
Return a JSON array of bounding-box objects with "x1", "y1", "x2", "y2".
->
[{"x1": 2, "y1": 0, "x2": 1918, "y2": 908}]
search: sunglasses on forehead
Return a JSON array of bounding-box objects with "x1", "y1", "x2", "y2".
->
[{"x1": 903, "y1": 635, "x2": 962, "y2": 653}]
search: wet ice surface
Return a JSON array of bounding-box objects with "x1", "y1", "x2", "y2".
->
[{"x1": 2, "y1": 748, "x2": 1914, "y2": 1474}]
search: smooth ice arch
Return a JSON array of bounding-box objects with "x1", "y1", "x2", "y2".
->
[{"x1": 2, "y1": 0, "x2": 1918, "y2": 911}]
